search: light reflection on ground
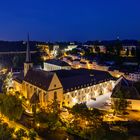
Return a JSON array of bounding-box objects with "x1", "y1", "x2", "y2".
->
[{"x1": 86, "y1": 92, "x2": 112, "y2": 110}]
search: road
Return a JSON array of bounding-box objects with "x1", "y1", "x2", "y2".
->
[
  {"x1": 103, "y1": 110, "x2": 140, "y2": 122},
  {"x1": 1, "y1": 114, "x2": 42, "y2": 140}
]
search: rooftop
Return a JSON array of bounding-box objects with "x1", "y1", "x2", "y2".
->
[
  {"x1": 24, "y1": 69, "x2": 54, "y2": 91},
  {"x1": 111, "y1": 77, "x2": 140, "y2": 100},
  {"x1": 14, "y1": 68, "x2": 114, "y2": 93},
  {"x1": 45, "y1": 59, "x2": 70, "y2": 67},
  {"x1": 52, "y1": 68, "x2": 114, "y2": 92}
]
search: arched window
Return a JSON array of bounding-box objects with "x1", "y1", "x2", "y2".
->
[{"x1": 54, "y1": 91, "x2": 57, "y2": 100}]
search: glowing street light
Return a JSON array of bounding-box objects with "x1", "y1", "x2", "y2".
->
[
  {"x1": 19, "y1": 95, "x2": 22, "y2": 99},
  {"x1": 26, "y1": 100, "x2": 29, "y2": 105},
  {"x1": 36, "y1": 108, "x2": 40, "y2": 112},
  {"x1": 36, "y1": 123, "x2": 40, "y2": 127}
]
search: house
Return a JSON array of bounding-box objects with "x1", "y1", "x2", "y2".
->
[
  {"x1": 54, "y1": 69, "x2": 115, "y2": 107},
  {"x1": 43, "y1": 59, "x2": 71, "y2": 71},
  {"x1": 111, "y1": 77, "x2": 140, "y2": 110}
]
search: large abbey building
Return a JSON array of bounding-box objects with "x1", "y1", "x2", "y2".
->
[{"x1": 13, "y1": 38, "x2": 116, "y2": 108}]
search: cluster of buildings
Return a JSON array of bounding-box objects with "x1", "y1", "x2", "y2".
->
[
  {"x1": 13, "y1": 39, "x2": 116, "y2": 109},
  {"x1": 37, "y1": 44, "x2": 60, "y2": 61},
  {"x1": 62, "y1": 54, "x2": 140, "y2": 82},
  {"x1": 62, "y1": 55, "x2": 109, "y2": 70},
  {"x1": 13, "y1": 39, "x2": 140, "y2": 111}
]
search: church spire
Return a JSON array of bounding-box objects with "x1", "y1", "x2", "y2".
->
[
  {"x1": 24, "y1": 34, "x2": 33, "y2": 77},
  {"x1": 26, "y1": 33, "x2": 31, "y2": 62}
]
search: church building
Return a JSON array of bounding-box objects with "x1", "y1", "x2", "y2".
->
[{"x1": 13, "y1": 37, "x2": 116, "y2": 108}]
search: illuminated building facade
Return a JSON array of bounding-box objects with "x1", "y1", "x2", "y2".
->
[
  {"x1": 54, "y1": 69, "x2": 115, "y2": 107},
  {"x1": 64, "y1": 44, "x2": 77, "y2": 52},
  {"x1": 14, "y1": 68, "x2": 115, "y2": 108},
  {"x1": 43, "y1": 59, "x2": 71, "y2": 71},
  {"x1": 37, "y1": 44, "x2": 51, "y2": 61},
  {"x1": 13, "y1": 38, "x2": 116, "y2": 108}
]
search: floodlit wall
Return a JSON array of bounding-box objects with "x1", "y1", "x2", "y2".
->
[
  {"x1": 63, "y1": 80, "x2": 115, "y2": 107},
  {"x1": 44, "y1": 63, "x2": 71, "y2": 71}
]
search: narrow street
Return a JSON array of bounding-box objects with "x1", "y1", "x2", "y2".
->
[{"x1": 0, "y1": 114, "x2": 43, "y2": 140}]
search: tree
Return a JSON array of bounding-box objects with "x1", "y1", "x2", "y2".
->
[
  {"x1": 114, "y1": 39, "x2": 122, "y2": 56},
  {"x1": 68, "y1": 103, "x2": 105, "y2": 139},
  {"x1": 30, "y1": 92, "x2": 40, "y2": 128},
  {"x1": 0, "y1": 94, "x2": 24, "y2": 121},
  {"x1": 70, "y1": 103, "x2": 103, "y2": 121},
  {"x1": 106, "y1": 44, "x2": 115, "y2": 54},
  {"x1": 112, "y1": 90, "x2": 130, "y2": 115},
  {"x1": 15, "y1": 128, "x2": 27, "y2": 140},
  {"x1": 0, "y1": 122, "x2": 14, "y2": 140},
  {"x1": 95, "y1": 46, "x2": 100, "y2": 54},
  {"x1": 2, "y1": 72, "x2": 13, "y2": 94},
  {"x1": 28, "y1": 129, "x2": 37, "y2": 140},
  {"x1": 42, "y1": 99, "x2": 61, "y2": 130},
  {"x1": 131, "y1": 47, "x2": 136, "y2": 56},
  {"x1": 36, "y1": 98, "x2": 61, "y2": 131},
  {"x1": 12, "y1": 55, "x2": 19, "y2": 68},
  {"x1": 126, "y1": 47, "x2": 129, "y2": 56}
]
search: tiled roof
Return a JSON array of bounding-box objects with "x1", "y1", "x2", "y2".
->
[
  {"x1": 15, "y1": 68, "x2": 114, "y2": 93},
  {"x1": 14, "y1": 72, "x2": 24, "y2": 83},
  {"x1": 111, "y1": 77, "x2": 140, "y2": 100},
  {"x1": 52, "y1": 68, "x2": 114, "y2": 92},
  {"x1": 45, "y1": 59, "x2": 70, "y2": 66},
  {"x1": 24, "y1": 69, "x2": 54, "y2": 91}
]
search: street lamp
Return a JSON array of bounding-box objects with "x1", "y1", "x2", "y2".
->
[
  {"x1": 19, "y1": 95, "x2": 22, "y2": 99},
  {"x1": 26, "y1": 100, "x2": 29, "y2": 105},
  {"x1": 36, "y1": 123, "x2": 40, "y2": 127}
]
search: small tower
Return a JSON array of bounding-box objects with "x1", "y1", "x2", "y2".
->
[{"x1": 24, "y1": 34, "x2": 33, "y2": 76}]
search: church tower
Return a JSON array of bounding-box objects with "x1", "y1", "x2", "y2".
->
[{"x1": 24, "y1": 34, "x2": 33, "y2": 76}]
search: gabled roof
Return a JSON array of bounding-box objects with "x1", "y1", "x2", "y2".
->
[
  {"x1": 45, "y1": 59, "x2": 70, "y2": 67},
  {"x1": 111, "y1": 77, "x2": 140, "y2": 100},
  {"x1": 15, "y1": 68, "x2": 114, "y2": 93},
  {"x1": 14, "y1": 72, "x2": 24, "y2": 83},
  {"x1": 52, "y1": 68, "x2": 114, "y2": 92},
  {"x1": 24, "y1": 69, "x2": 54, "y2": 91}
]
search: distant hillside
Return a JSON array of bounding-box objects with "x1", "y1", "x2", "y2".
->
[
  {"x1": 0, "y1": 40, "x2": 139, "y2": 52},
  {"x1": 85, "y1": 40, "x2": 140, "y2": 46},
  {"x1": 0, "y1": 41, "x2": 46, "y2": 52}
]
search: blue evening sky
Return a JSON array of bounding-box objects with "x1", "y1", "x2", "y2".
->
[{"x1": 0, "y1": 0, "x2": 140, "y2": 41}]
